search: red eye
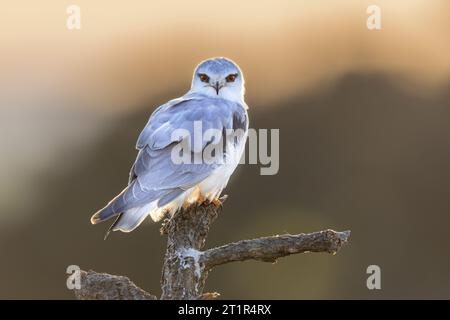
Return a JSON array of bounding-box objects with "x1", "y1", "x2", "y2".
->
[
  {"x1": 226, "y1": 74, "x2": 237, "y2": 82},
  {"x1": 198, "y1": 73, "x2": 210, "y2": 82}
]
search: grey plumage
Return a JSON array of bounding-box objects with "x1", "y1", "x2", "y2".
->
[
  {"x1": 91, "y1": 57, "x2": 249, "y2": 236},
  {"x1": 92, "y1": 95, "x2": 247, "y2": 229}
]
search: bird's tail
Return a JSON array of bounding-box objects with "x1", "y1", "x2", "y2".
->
[
  {"x1": 103, "y1": 201, "x2": 158, "y2": 239},
  {"x1": 90, "y1": 180, "x2": 162, "y2": 225},
  {"x1": 90, "y1": 187, "x2": 128, "y2": 225},
  {"x1": 91, "y1": 183, "x2": 186, "y2": 238}
]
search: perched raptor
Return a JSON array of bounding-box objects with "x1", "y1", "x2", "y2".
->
[{"x1": 90, "y1": 57, "x2": 249, "y2": 236}]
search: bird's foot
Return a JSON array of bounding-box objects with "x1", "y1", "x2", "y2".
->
[
  {"x1": 210, "y1": 198, "x2": 222, "y2": 207},
  {"x1": 208, "y1": 195, "x2": 228, "y2": 209}
]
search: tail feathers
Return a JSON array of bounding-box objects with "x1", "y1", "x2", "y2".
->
[
  {"x1": 106, "y1": 201, "x2": 157, "y2": 236},
  {"x1": 90, "y1": 202, "x2": 117, "y2": 225},
  {"x1": 90, "y1": 199, "x2": 123, "y2": 225},
  {"x1": 92, "y1": 186, "x2": 187, "y2": 238},
  {"x1": 90, "y1": 182, "x2": 161, "y2": 225},
  {"x1": 90, "y1": 187, "x2": 129, "y2": 224},
  {"x1": 104, "y1": 213, "x2": 124, "y2": 240}
]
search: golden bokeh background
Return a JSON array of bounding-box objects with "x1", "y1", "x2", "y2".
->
[{"x1": 0, "y1": 0, "x2": 449, "y2": 298}]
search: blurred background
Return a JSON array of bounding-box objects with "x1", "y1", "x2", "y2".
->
[{"x1": 1, "y1": 0, "x2": 450, "y2": 299}]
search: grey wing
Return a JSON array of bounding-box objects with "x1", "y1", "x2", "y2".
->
[{"x1": 92, "y1": 95, "x2": 247, "y2": 224}]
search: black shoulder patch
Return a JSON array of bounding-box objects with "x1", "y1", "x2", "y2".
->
[{"x1": 233, "y1": 111, "x2": 247, "y2": 131}]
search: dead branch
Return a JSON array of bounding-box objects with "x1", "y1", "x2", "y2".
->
[
  {"x1": 74, "y1": 270, "x2": 157, "y2": 300},
  {"x1": 201, "y1": 229, "x2": 351, "y2": 269},
  {"x1": 73, "y1": 200, "x2": 350, "y2": 300}
]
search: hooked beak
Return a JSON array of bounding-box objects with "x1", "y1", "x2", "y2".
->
[{"x1": 212, "y1": 81, "x2": 222, "y2": 95}]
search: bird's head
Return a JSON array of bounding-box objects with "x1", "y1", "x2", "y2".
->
[{"x1": 190, "y1": 57, "x2": 245, "y2": 102}]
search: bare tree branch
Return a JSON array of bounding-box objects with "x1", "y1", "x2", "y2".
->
[
  {"x1": 73, "y1": 201, "x2": 350, "y2": 300},
  {"x1": 201, "y1": 230, "x2": 351, "y2": 269},
  {"x1": 159, "y1": 202, "x2": 220, "y2": 300},
  {"x1": 74, "y1": 270, "x2": 157, "y2": 300}
]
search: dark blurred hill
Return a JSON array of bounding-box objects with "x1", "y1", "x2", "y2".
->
[{"x1": 2, "y1": 73, "x2": 450, "y2": 299}]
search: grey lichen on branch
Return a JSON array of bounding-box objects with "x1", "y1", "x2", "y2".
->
[{"x1": 73, "y1": 199, "x2": 350, "y2": 300}]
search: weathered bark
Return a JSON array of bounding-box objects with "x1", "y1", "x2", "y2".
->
[
  {"x1": 159, "y1": 202, "x2": 220, "y2": 300},
  {"x1": 74, "y1": 270, "x2": 157, "y2": 300},
  {"x1": 72, "y1": 200, "x2": 350, "y2": 300},
  {"x1": 201, "y1": 229, "x2": 351, "y2": 269}
]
